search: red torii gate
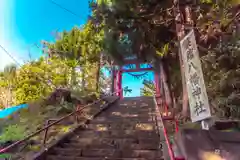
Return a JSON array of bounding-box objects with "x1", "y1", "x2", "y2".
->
[
  {"x1": 112, "y1": 57, "x2": 180, "y2": 160},
  {"x1": 112, "y1": 58, "x2": 160, "y2": 99}
]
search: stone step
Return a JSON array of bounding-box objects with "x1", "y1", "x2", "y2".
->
[
  {"x1": 93, "y1": 116, "x2": 155, "y2": 122},
  {"x1": 73, "y1": 130, "x2": 159, "y2": 139},
  {"x1": 91, "y1": 117, "x2": 156, "y2": 123},
  {"x1": 61, "y1": 137, "x2": 160, "y2": 150},
  {"x1": 107, "y1": 108, "x2": 155, "y2": 112},
  {"x1": 121, "y1": 149, "x2": 162, "y2": 159},
  {"x1": 47, "y1": 156, "x2": 101, "y2": 160},
  {"x1": 89, "y1": 120, "x2": 156, "y2": 124},
  {"x1": 49, "y1": 148, "x2": 82, "y2": 156},
  {"x1": 62, "y1": 142, "x2": 159, "y2": 150},
  {"x1": 50, "y1": 148, "x2": 162, "y2": 159},
  {"x1": 119, "y1": 101, "x2": 152, "y2": 106},
  {"x1": 100, "y1": 114, "x2": 156, "y2": 119},
  {"x1": 98, "y1": 112, "x2": 156, "y2": 118},
  {"x1": 86, "y1": 123, "x2": 156, "y2": 131},
  {"x1": 115, "y1": 107, "x2": 154, "y2": 111},
  {"x1": 101, "y1": 107, "x2": 154, "y2": 113},
  {"x1": 82, "y1": 148, "x2": 120, "y2": 157},
  {"x1": 47, "y1": 155, "x2": 164, "y2": 160},
  {"x1": 67, "y1": 141, "x2": 159, "y2": 152},
  {"x1": 99, "y1": 110, "x2": 155, "y2": 115},
  {"x1": 70, "y1": 137, "x2": 159, "y2": 144}
]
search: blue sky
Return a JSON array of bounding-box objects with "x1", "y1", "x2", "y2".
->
[
  {"x1": 0, "y1": 0, "x2": 153, "y2": 97},
  {"x1": 122, "y1": 71, "x2": 154, "y2": 97}
]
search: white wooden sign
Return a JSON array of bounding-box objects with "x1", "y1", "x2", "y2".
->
[{"x1": 180, "y1": 29, "x2": 211, "y2": 122}]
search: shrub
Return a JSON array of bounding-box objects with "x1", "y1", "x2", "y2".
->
[{"x1": 0, "y1": 124, "x2": 26, "y2": 142}]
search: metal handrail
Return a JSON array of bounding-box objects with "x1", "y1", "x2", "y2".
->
[
  {"x1": 153, "y1": 95, "x2": 175, "y2": 160},
  {"x1": 143, "y1": 86, "x2": 176, "y2": 160},
  {"x1": 0, "y1": 89, "x2": 123, "y2": 154}
]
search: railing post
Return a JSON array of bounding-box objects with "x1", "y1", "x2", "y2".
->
[
  {"x1": 154, "y1": 70, "x2": 160, "y2": 97},
  {"x1": 114, "y1": 70, "x2": 119, "y2": 96},
  {"x1": 75, "y1": 104, "x2": 82, "y2": 123},
  {"x1": 175, "y1": 120, "x2": 179, "y2": 133},
  {"x1": 112, "y1": 68, "x2": 116, "y2": 93},
  {"x1": 43, "y1": 120, "x2": 51, "y2": 147},
  {"x1": 119, "y1": 70, "x2": 123, "y2": 99},
  {"x1": 116, "y1": 69, "x2": 123, "y2": 99}
]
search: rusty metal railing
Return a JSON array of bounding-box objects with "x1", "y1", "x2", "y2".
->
[
  {"x1": 42, "y1": 119, "x2": 58, "y2": 146},
  {"x1": 153, "y1": 95, "x2": 176, "y2": 160},
  {"x1": 0, "y1": 89, "x2": 123, "y2": 154},
  {"x1": 143, "y1": 85, "x2": 177, "y2": 160}
]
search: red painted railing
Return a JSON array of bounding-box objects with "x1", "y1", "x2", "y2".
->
[
  {"x1": 153, "y1": 95, "x2": 176, "y2": 160},
  {"x1": 0, "y1": 89, "x2": 122, "y2": 154}
]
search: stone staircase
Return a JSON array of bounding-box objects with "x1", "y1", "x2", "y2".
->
[{"x1": 35, "y1": 97, "x2": 163, "y2": 160}]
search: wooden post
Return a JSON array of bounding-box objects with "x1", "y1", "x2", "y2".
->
[
  {"x1": 118, "y1": 70, "x2": 123, "y2": 99},
  {"x1": 173, "y1": 0, "x2": 187, "y2": 116},
  {"x1": 154, "y1": 71, "x2": 160, "y2": 97},
  {"x1": 114, "y1": 68, "x2": 119, "y2": 95},
  {"x1": 111, "y1": 67, "x2": 116, "y2": 93},
  {"x1": 115, "y1": 69, "x2": 123, "y2": 99},
  {"x1": 173, "y1": 0, "x2": 194, "y2": 116}
]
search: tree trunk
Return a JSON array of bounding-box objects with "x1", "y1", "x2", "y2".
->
[
  {"x1": 95, "y1": 54, "x2": 102, "y2": 93},
  {"x1": 81, "y1": 65, "x2": 86, "y2": 92},
  {"x1": 162, "y1": 58, "x2": 173, "y2": 107},
  {"x1": 71, "y1": 67, "x2": 76, "y2": 87},
  {"x1": 236, "y1": 20, "x2": 240, "y2": 36},
  {"x1": 64, "y1": 69, "x2": 68, "y2": 87},
  {"x1": 160, "y1": 61, "x2": 172, "y2": 108},
  {"x1": 111, "y1": 66, "x2": 115, "y2": 93},
  {"x1": 95, "y1": 62, "x2": 100, "y2": 93},
  {"x1": 173, "y1": 0, "x2": 190, "y2": 116}
]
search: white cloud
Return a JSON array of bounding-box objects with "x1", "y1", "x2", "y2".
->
[{"x1": 0, "y1": 0, "x2": 24, "y2": 71}]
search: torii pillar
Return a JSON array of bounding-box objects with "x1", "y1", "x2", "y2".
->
[
  {"x1": 154, "y1": 71, "x2": 160, "y2": 97},
  {"x1": 113, "y1": 68, "x2": 123, "y2": 99}
]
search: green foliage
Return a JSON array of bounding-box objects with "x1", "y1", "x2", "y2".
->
[
  {"x1": 140, "y1": 80, "x2": 155, "y2": 96},
  {"x1": 0, "y1": 124, "x2": 26, "y2": 142},
  {"x1": 191, "y1": 0, "x2": 240, "y2": 119},
  {"x1": 202, "y1": 36, "x2": 240, "y2": 118},
  {"x1": 0, "y1": 154, "x2": 11, "y2": 159},
  {"x1": 48, "y1": 102, "x2": 75, "y2": 116},
  {"x1": 13, "y1": 57, "x2": 69, "y2": 105},
  {"x1": 42, "y1": 22, "x2": 105, "y2": 92},
  {"x1": 90, "y1": 0, "x2": 176, "y2": 64},
  {"x1": 200, "y1": 0, "x2": 212, "y2": 4},
  {"x1": 28, "y1": 145, "x2": 41, "y2": 152},
  {"x1": 156, "y1": 43, "x2": 169, "y2": 57},
  {"x1": 59, "y1": 126, "x2": 71, "y2": 133},
  {"x1": 0, "y1": 64, "x2": 17, "y2": 107},
  {"x1": 123, "y1": 86, "x2": 132, "y2": 95},
  {"x1": 0, "y1": 5, "x2": 112, "y2": 109}
]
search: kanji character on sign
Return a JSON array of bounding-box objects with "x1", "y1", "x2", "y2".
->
[
  {"x1": 183, "y1": 37, "x2": 192, "y2": 50},
  {"x1": 192, "y1": 86, "x2": 201, "y2": 97},
  {"x1": 188, "y1": 62, "x2": 197, "y2": 72},
  {"x1": 187, "y1": 47, "x2": 194, "y2": 61},
  {"x1": 190, "y1": 72, "x2": 202, "y2": 97},
  {"x1": 190, "y1": 72, "x2": 199, "y2": 86},
  {"x1": 194, "y1": 100, "x2": 206, "y2": 116}
]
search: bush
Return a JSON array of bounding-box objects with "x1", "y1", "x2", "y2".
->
[
  {"x1": 47, "y1": 102, "x2": 76, "y2": 116},
  {"x1": 0, "y1": 124, "x2": 26, "y2": 142}
]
